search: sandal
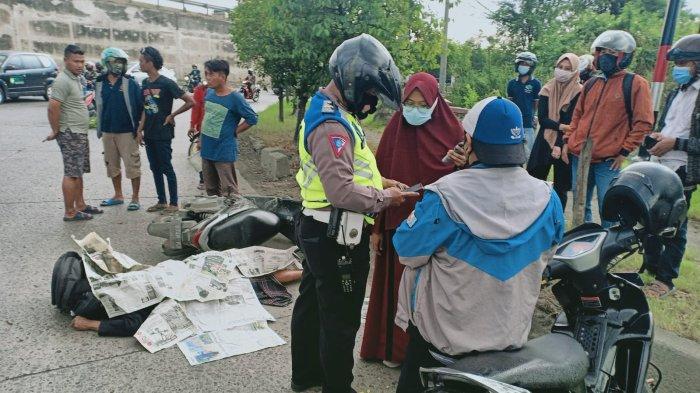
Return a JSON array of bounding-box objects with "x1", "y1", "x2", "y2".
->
[
  {"x1": 63, "y1": 211, "x2": 93, "y2": 221},
  {"x1": 147, "y1": 203, "x2": 167, "y2": 212},
  {"x1": 643, "y1": 280, "x2": 676, "y2": 299},
  {"x1": 80, "y1": 205, "x2": 104, "y2": 215},
  {"x1": 100, "y1": 198, "x2": 124, "y2": 207},
  {"x1": 127, "y1": 201, "x2": 141, "y2": 211}
]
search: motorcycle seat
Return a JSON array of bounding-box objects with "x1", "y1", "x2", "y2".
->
[{"x1": 431, "y1": 332, "x2": 588, "y2": 390}]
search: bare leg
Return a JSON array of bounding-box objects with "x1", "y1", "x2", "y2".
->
[
  {"x1": 274, "y1": 269, "x2": 303, "y2": 284},
  {"x1": 75, "y1": 176, "x2": 86, "y2": 211},
  {"x1": 111, "y1": 173, "x2": 124, "y2": 201},
  {"x1": 131, "y1": 176, "x2": 141, "y2": 203},
  {"x1": 62, "y1": 176, "x2": 79, "y2": 217}
]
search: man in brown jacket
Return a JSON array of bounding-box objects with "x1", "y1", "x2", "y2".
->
[{"x1": 566, "y1": 30, "x2": 654, "y2": 227}]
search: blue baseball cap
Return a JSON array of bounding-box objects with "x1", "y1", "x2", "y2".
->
[{"x1": 462, "y1": 96, "x2": 526, "y2": 165}]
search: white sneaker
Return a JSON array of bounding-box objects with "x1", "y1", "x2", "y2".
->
[{"x1": 383, "y1": 360, "x2": 401, "y2": 368}]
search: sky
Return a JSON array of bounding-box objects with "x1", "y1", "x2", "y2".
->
[{"x1": 139, "y1": 0, "x2": 700, "y2": 43}]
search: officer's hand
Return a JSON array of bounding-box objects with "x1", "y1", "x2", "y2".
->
[
  {"x1": 385, "y1": 187, "x2": 419, "y2": 207},
  {"x1": 382, "y1": 178, "x2": 408, "y2": 190},
  {"x1": 370, "y1": 233, "x2": 383, "y2": 255}
]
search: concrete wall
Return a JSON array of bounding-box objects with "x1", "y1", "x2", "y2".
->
[{"x1": 0, "y1": 0, "x2": 246, "y2": 81}]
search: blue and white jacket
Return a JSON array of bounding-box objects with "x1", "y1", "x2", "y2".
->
[{"x1": 393, "y1": 165, "x2": 564, "y2": 355}]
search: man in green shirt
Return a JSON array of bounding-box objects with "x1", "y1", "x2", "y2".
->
[{"x1": 44, "y1": 44, "x2": 103, "y2": 221}]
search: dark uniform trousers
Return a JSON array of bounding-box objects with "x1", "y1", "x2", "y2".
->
[{"x1": 291, "y1": 213, "x2": 371, "y2": 393}]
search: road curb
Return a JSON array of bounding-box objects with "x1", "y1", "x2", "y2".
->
[{"x1": 655, "y1": 328, "x2": 700, "y2": 361}]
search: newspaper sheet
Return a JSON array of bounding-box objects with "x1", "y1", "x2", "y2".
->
[
  {"x1": 183, "y1": 278, "x2": 274, "y2": 332},
  {"x1": 177, "y1": 321, "x2": 285, "y2": 366},
  {"x1": 82, "y1": 257, "x2": 230, "y2": 318},
  {"x1": 183, "y1": 250, "x2": 242, "y2": 282},
  {"x1": 134, "y1": 299, "x2": 199, "y2": 353},
  {"x1": 232, "y1": 246, "x2": 301, "y2": 277},
  {"x1": 74, "y1": 232, "x2": 146, "y2": 273}
]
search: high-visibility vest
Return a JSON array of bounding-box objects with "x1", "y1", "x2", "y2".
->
[{"x1": 296, "y1": 92, "x2": 383, "y2": 221}]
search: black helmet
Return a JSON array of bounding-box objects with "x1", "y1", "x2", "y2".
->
[
  {"x1": 329, "y1": 34, "x2": 403, "y2": 116},
  {"x1": 591, "y1": 30, "x2": 636, "y2": 69},
  {"x1": 602, "y1": 162, "x2": 687, "y2": 235},
  {"x1": 667, "y1": 34, "x2": 700, "y2": 62}
]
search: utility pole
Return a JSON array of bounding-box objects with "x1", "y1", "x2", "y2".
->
[
  {"x1": 438, "y1": 0, "x2": 450, "y2": 92},
  {"x1": 651, "y1": 0, "x2": 682, "y2": 116}
]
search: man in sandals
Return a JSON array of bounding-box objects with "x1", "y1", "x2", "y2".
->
[
  {"x1": 95, "y1": 47, "x2": 144, "y2": 212},
  {"x1": 44, "y1": 44, "x2": 103, "y2": 221}
]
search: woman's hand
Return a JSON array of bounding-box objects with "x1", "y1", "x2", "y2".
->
[
  {"x1": 559, "y1": 124, "x2": 571, "y2": 133},
  {"x1": 551, "y1": 146, "x2": 562, "y2": 160},
  {"x1": 370, "y1": 232, "x2": 383, "y2": 255},
  {"x1": 561, "y1": 144, "x2": 570, "y2": 164}
]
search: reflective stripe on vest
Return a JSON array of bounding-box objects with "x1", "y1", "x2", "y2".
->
[{"x1": 296, "y1": 104, "x2": 383, "y2": 222}]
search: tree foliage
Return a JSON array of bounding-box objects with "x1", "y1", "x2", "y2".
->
[{"x1": 230, "y1": 0, "x2": 442, "y2": 132}]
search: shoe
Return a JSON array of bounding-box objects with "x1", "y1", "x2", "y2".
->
[
  {"x1": 146, "y1": 203, "x2": 167, "y2": 212},
  {"x1": 290, "y1": 380, "x2": 322, "y2": 392},
  {"x1": 164, "y1": 205, "x2": 179, "y2": 213},
  {"x1": 382, "y1": 360, "x2": 402, "y2": 368},
  {"x1": 643, "y1": 280, "x2": 676, "y2": 299}
]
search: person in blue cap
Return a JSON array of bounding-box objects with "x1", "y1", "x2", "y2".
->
[{"x1": 392, "y1": 96, "x2": 566, "y2": 393}]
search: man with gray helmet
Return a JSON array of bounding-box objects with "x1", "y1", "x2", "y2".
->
[
  {"x1": 645, "y1": 34, "x2": 700, "y2": 298},
  {"x1": 508, "y1": 51, "x2": 541, "y2": 159},
  {"x1": 566, "y1": 30, "x2": 654, "y2": 227},
  {"x1": 95, "y1": 47, "x2": 144, "y2": 211}
]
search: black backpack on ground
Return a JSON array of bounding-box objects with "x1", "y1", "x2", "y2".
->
[{"x1": 51, "y1": 251, "x2": 106, "y2": 319}]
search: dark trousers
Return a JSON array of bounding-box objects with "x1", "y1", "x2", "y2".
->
[
  {"x1": 644, "y1": 167, "x2": 694, "y2": 288},
  {"x1": 527, "y1": 157, "x2": 572, "y2": 209},
  {"x1": 396, "y1": 324, "x2": 442, "y2": 393},
  {"x1": 291, "y1": 213, "x2": 370, "y2": 393},
  {"x1": 145, "y1": 139, "x2": 178, "y2": 205}
]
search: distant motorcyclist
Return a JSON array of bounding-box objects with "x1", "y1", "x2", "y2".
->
[
  {"x1": 188, "y1": 64, "x2": 202, "y2": 89},
  {"x1": 83, "y1": 62, "x2": 97, "y2": 91},
  {"x1": 243, "y1": 69, "x2": 256, "y2": 97}
]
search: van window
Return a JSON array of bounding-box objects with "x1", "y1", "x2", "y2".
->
[{"x1": 20, "y1": 55, "x2": 42, "y2": 69}]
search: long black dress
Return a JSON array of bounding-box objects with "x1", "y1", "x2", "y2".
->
[{"x1": 527, "y1": 93, "x2": 579, "y2": 209}]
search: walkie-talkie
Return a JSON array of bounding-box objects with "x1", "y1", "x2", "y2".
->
[{"x1": 337, "y1": 255, "x2": 353, "y2": 294}]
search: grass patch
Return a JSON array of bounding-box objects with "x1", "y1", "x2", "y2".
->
[
  {"x1": 689, "y1": 189, "x2": 699, "y2": 221},
  {"x1": 612, "y1": 247, "x2": 700, "y2": 341}
]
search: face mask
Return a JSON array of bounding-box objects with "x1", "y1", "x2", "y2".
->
[
  {"x1": 672, "y1": 66, "x2": 693, "y2": 85},
  {"x1": 107, "y1": 59, "x2": 125, "y2": 76},
  {"x1": 517, "y1": 65, "x2": 531, "y2": 75},
  {"x1": 402, "y1": 98, "x2": 438, "y2": 126},
  {"x1": 580, "y1": 69, "x2": 592, "y2": 82},
  {"x1": 597, "y1": 53, "x2": 618, "y2": 76},
  {"x1": 554, "y1": 68, "x2": 575, "y2": 83}
]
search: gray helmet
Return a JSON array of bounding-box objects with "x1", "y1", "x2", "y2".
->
[
  {"x1": 514, "y1": 51, "x2": 538, "y2": 66},
  {"x1": 329, "y1": 34, "x2": 403, "y2": 116},
  {"x1": 667, "y1": 34, "x2": 700, "y2": 62},
  {"x1": 591, "y1": 30, "x2": 636, "y2": 68}
]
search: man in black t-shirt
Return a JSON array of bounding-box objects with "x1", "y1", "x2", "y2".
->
[{"x1": 136, "y1": 47, "x2": 194, "y2": 213}]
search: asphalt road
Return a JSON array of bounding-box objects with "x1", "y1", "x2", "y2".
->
[{"x1": 0, "y1": 96, "x2": 697, "y2": 392}]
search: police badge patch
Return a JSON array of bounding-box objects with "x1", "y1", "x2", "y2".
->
[{"x1": 328, "y1": 134, "x2": 348, "y2": 158}]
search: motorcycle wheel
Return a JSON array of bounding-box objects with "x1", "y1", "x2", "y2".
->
[{"x1": 252, "y1": 90, "x2": 260, "y2": 102}]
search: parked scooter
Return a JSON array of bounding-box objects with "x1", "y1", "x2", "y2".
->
[{"x1": 419, "y1": 162, "x2": 688, "y2": 393}]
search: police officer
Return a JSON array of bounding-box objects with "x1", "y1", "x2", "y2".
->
[{"x1": 290, "y1": 34, "x2": 416, "y2": 393}]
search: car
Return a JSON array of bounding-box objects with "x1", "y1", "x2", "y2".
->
[
  {"x1": 126, "y1": 62, "x2": 177, "y2": 86},
  {"x1": 0, "y1": 51, "x2": 58, "y2": 104}
]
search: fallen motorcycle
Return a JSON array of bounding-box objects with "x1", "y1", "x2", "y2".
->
[
  {"x1": 147, "y1": 195, "x2": 301, "y2": 256},
  {"x1": 419, "y1": 162, "x2": 687, "y2": 393}
]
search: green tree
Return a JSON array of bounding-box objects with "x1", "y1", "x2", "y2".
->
[
  {"x1": 230, "y1": 0, "x2": 442, "y2": 137},
  {"x1": 489, "y1": 0, "x2": 568, "y2": 49}
]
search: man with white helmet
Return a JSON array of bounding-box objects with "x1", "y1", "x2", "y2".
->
[
  {"x1": 566, "y1": 30, "x2": 653, "y2": 227},
  {"x1": 508, "y1": 51, "x2": 541, "y2": 159},
  {"x1": 95, "y1": 47, "x2": 144, "y2": 211}
]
